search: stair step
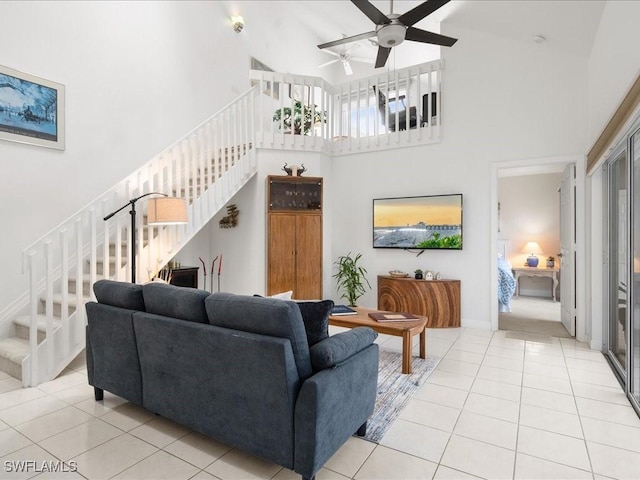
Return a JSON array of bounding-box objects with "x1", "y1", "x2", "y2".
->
[
  {"x1": 14, "y1": 315, "x2": 62, "y2": 343},
  {"x1": 0, "y1": 337, "x2": 30, "y2": 380}
]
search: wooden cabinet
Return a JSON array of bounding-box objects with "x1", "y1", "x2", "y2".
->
[
  {"x1": 267, "y1": 176, "x2": 322, "y2": 299},
  {"x1": 378, "y1": 275, "x2": 460, "y2": 328}
]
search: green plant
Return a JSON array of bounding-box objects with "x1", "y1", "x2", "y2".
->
[
  {"x1": 415, "y1": 232, "x2": 462, "y2": 249},
  {"x1": 273, "y1": 101, "x2": 326, "y2": 135},
  {"x1": 333, "y1": 252, "x2": 371, "y2": 307},
  {"x1": 414, "y1": 269, "x2": 423, "y2": 274}
]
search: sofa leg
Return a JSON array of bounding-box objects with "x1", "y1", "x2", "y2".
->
[
  {"x1": 94, "y1": 387, "x2": 104, "y2": 401},
  {"x1": 356, "y1": 421, "x2": 367, "y2": 437}
]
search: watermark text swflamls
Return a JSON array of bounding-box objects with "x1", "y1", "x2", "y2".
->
[{"x1": 4, "y1": 460, "x2": 78, "y2": 473}]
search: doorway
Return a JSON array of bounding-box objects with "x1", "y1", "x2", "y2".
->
[{"x1": 490, "y1": 155, "x2": 586, "y2": 340}]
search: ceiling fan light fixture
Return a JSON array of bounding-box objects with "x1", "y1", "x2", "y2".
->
[
  {"x1": 376, "y1": 23, "x2": 406, "y2": 47},
  {"x1": 230, "y1": 15, "x2": 245, "y2": 33}
]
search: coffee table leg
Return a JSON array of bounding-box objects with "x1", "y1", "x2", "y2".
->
[
  {"x1": 402, "y1": 332, "x2": 412, "y2": 374},
  {"x1": 420, "y1": 327, "x2": 426, "y2": 359}
]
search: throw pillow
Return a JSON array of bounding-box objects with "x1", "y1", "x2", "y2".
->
[
  {"x1": 296, "y1": 300, "x2": 334, "y2": 347},
  {"x1": 270, "y1": 290, "x2": 293, "y2": 300}
]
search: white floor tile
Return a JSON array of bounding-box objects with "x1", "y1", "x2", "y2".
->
[
  {"x1": 0, "y1": 395, "x2": 68, "y2": 426},
  {"x1": 470, "y1": 378, "x2": 522, "y2": 402},
  {"x1": 99, "y1": 402, "x2": 156, "y2": 431},
  {"x1": 400, "y1": 399, "x2": 461, "y2": 432},
  {"x1": 453, "y1": 410, "x2": 518, "y2": 449},
  {"x1": 522, "y1": 373, "x2": 573, "y2": 395},
  {"x1": 575, "y1": 396, "x2": 640, "y2": 426},
  {"x1": 14, "y1": 406, "x2": 93, "y2": 443},
  {"x1": 163, "y1": 431, "x2": 232, "y2": 469},
  {"x1": 581, "y1": 416, "x2": 640, "y2": 452},
  {"x1": 523, "y1": 361, "x2": 569, "y2": 380},
  {"x1": 482, "y1": 354, "x2": 524, "y2": 373},
  {"x1": 437, "y1": 358, "x2": 480, "y2": 377},
  {"x1": 433, "y1": 465, "x2": 483, "y2": 479},
  {"x1": 414, "y1": 383, "x2": 469, "y2": 409},
  {"x1": 129, "y1": 416, "x2": 190, "y2": 448},
  {"x1": 354, "y1": 445, "x2": 438, "y2": 480},
  {"x1": 37, "y1": 372, "x2": 87, "y2": 395},
  {"x1": 519, "y1": 404, "x2": 583, "y2": 438},
  {"x1": 517, "y1": 425, "x2": 591, "y2": 471},
  {"x1": 0, "y1": 427, "x2": 33, "y2": 457},
  {"x1": 0, "y1": 387, "x2": 47, "y2": 411},
  {"x1": 112, "y1": 449, "x2": 200, "y2": 479},
  {"x1": 476, "y1": 365, "x2": 523, "y2": 386},
  {"x1": 71, "y1": 433, "x2": 158, "y2": 480},
  {"x1": 426, "y1": 370, "x2": 475, "y2": 391},
  {"x1": 588, "y1": 441, "x2": 640, "y2": 479},
  {"x1": 380, "y1": 418, "x2": 450, "y2": 463},
  {"x1": 463, "y1": 392, "x2": 520, "y2": 423},
  {"x1": 38, "y1": 418, "x2": 123, "y2": 460},
  {"x1": 74, "y1": 394, "x2": 129, "y2": 417},
  {"x1": 514, "y1": 453, "x2": 593, "y2": 479},
  {"x1": 571, "y1": 380, "x2": 631, "y2": 406},
  {"x1": 520, "y1": 386, "x2": 577, "y2": 414},
  {"x1": 524, "y1": 352, "x2": 566, "y2": 367},
  {"x1": 443, "y1": 349, "x2": 485, "y2": 365},
  {"x1": 0, "y1": 444, "x2": 60, "y2": 480},
  {"x1": 486, "y1": 345, "x2": 525, "y2": 360},
  {"x1": 450, "y1": 339, "x2": 489, "y2": 355},
  {"x1": 441, "y1": 434, "x2": 515, "y2": 479},
  {"x1": 205, "y1": 448, "x2": 282, "y2": 480},
  {"x1": 50, "y1": 383, "x2": 96, "y2": 405},
  {"x1": 323, "y1": 436, "x2": 376, "y2": 478},
  {"x1": 569, "y1": 369, "x2": 623, "y2": 389}
]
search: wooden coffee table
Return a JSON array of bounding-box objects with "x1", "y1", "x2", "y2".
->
[{"x1": 329, "y1": 307, "x2": 427, "y2": 374}]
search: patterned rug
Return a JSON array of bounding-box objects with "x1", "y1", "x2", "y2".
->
[{"x1": 362, "y1": 349, "x2": 440, "y2": 444}]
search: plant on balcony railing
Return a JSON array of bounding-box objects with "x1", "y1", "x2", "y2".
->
[{"x1": 272, "y1": 101, "x2": 326, "y2": 135}]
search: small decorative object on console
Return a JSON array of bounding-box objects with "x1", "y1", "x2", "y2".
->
[
  {"x1": 389, "y1": 270, "x2": 409, "y2": 278},
  {"x1": 281, "y1": 162, "x2": 306, "y2": 176},
  {"x1": 425, "y1": 271, "x2": 433, "y2": 280},
  {"x1": 546, "y1": 256, "x2": 555, "y2": 268},
  {"x1": 414, "y1": 269, "x2": 423, "y2": 280}
]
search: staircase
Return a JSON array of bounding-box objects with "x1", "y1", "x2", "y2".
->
[
  {"x1": 0, "y1": 86, "x2": 259, "y2": 387},
  {"x1": 0, "y1": 60, "x2": 445, "y2": 387}
]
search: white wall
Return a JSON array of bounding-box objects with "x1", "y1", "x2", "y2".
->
[
  {"x1": 588, "y1": 0, "x2": 640, "y2": 146},
  {"x1": 0, "y1": 1, "x2": 252, "y2": 311}
]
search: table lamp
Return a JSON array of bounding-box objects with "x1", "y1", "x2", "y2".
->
[{"x1": 521, "y1": 241, "x2": 543, "y2": 267}]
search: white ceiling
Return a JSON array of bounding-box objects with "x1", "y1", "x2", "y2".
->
[{"x1": 229, "y1": 1, "x2": 606, "y2": 81}]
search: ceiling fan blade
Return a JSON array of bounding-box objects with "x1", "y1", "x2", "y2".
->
[
  {"x1": 398, "y1": 0, "x2": 451, "y2": 27},
  {"x1": 375, "y1": 46, "x2": 392, "y2": 68},
  {"x1": 405, "y1": 27, "x2": 458, "y2": 47},
  {"x1": 348, "y1": 55, "x2": 373, "y2": 64},
  {"x1": 318, "y1": 31, "x2": 376, "y2": 50},
  {"x1": 342, "y1": 61, "x2": 353, "y2": 76},
  {"x1": 318, "y1": 59, "x2": 340, "y2": 68},
  {"x1": 351, "y1": 0, "x2": 391, "y2": 26}
]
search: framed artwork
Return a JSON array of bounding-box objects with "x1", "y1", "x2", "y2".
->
[{"x1": 0, "y1": 65, "x2": 65, "y2": 150}]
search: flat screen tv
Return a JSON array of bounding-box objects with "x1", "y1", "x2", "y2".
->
[{"x1": 373, "y1": 194, "x2": 463, "y2": 250}]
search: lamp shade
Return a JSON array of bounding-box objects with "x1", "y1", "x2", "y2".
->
[
  {"x1": 147, "y1": 197, "x2": 188, "y2": 225},
  {"x1": 521, "y1": 242, "x2": 543, "y2": 255}
]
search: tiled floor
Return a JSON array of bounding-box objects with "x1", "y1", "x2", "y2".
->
[{"x1": 1, "y1": 327, "x2": 639, "y2": 479}]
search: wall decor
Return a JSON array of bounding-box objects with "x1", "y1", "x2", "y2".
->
[
  {"x1": 0, "y1": 65, "x2": 65, "y2": 150},
  {"x1": 219, "y1": 204, "x2": 239, "y2": 228}
]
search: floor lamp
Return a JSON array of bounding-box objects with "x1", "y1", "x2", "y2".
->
[{"x1": 103, "y1": 192, "x2": 188, "y2": 283}]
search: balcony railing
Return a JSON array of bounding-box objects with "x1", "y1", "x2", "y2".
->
[{"x1": 250, "y1": 59, "x2": 442, "y2": 155}]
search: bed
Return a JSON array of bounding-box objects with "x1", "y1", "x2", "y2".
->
[{"x1": 498, "y1": 254, "x2": 516, "y2": 312}]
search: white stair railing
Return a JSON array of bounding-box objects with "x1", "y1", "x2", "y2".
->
[
  {"x1": 250, "y1": 59, "x2": 442, "y2": 155},
  {"x1": 19, "y1": 86, "x2": 259, "y2": 386}
]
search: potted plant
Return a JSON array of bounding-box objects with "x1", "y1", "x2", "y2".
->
[
  {"x1": 333, "y1": 252, "x2": 371, "y2": 307},
  {"x1": 414, "y1": 269, "x2": 423, "y2": 280},
  {"x1": 273, "y1": 101, "x2": 326, "y2": 135},
  {"x1": 546, "y1": 256, "x2": 555, "y2": 268}
]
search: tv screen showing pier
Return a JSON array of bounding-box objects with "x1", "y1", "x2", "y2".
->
[{"x1": 373, "y1": 194, "x2": 463, "y2": 250}]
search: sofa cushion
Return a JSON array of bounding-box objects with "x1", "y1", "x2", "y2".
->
[
  {"x1": 93, "y1": 280, "x2": 145, "y2": 311},
  {"x1": 143, "y1": 282, "x2": 209, "y2": 323},
  {"x1": 296, "y1": 300, "x2": 334, "y2": 346},
  {"x1": 309, "y1": 327, "x2": 378, "y2": 371},
  {"x1": 206, "y1": 292, "x2": 312, "y2": 380}
]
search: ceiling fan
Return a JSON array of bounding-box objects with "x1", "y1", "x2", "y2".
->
[
  {"x1": 317, "y1": 44, "x2": 372, "y2": 75},
  {"x1": 317, "y1": 0, "x2": 458, "y2": 69}
]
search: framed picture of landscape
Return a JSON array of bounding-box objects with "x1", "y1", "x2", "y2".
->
[{"x1": 0, "y1": 65, "x2": 65, "y2": 150}]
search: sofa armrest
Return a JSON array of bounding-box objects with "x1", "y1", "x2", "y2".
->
[
  {"x1": 309, "y1": 327, "x2": 377, "y2": 371},
  {"x1": 294, "y1": 343, "x2": 378, "y2": 479}
]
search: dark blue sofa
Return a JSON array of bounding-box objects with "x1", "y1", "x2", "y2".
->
[{"x1": 85, "y1": 280, "x2": 379, "y2": 480}]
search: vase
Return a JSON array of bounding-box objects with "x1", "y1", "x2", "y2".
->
[{"x1": 415, "y1": 273, "x2": 423, "y2": 279}]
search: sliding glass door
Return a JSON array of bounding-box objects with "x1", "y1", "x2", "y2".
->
[
  {"x1": 632, "y1": 128, "x2": 640, "y2": 407},
  {"x1": 605, "y1": 124, "x2": 640, "y2": 415},
  {"x1": 607, "y1": 147, "x2": 628, "y2": 378}
]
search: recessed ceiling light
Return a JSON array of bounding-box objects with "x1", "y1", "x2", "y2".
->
[{"x1": 533, "y1": 34, "x2": 547, "y2": 44}]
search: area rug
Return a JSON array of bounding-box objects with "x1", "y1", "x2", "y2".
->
[{"x1": 362, "y1": 349, "x2": 440, "y2": 444}]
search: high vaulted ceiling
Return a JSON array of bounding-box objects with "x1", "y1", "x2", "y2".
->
[{"x1": 225, "y1": 1, "x2": 606, "y2": 82}]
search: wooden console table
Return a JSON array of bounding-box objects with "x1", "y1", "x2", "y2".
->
[
  {"x1": 512, "y1": 267, "x2": 559, "y2": 302},
  {"x1": 377, "y1": 275, "x2": 461, "y2": 328}
]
